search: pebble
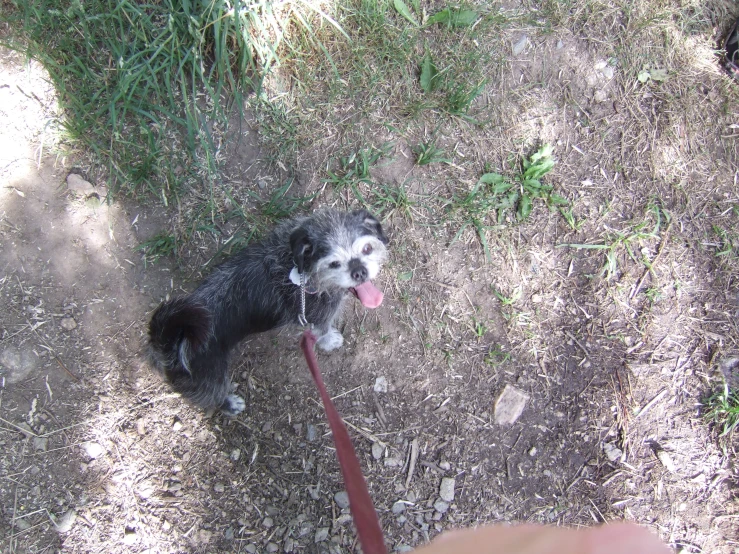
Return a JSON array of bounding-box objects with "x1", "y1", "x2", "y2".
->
[
  {"x1": 372, "y1": 442, "x2": 384, "y2": 460},
  {"x1": 384, "y1": 457, "x2": 403, "y2": 468},
  {"x1": 433, "y1": 500, "x2": 450, "y2": 514},
  {"x1": 493, "y1": 384, "x2": 530, "y2": 425},
  {"x1": 230, "y1": 448, "x2": 241, "y2": 461},
  {"x1": 225, "y1": 527, "x2": 234, "y2": 540},
  {"x1": 82, "y1": 442, "x2": 105, "y2": 459},
  {"x1": 439, "y1": 477, "x2": 455, "y2": 502},
  {"x1": 512, "y1": 35, "x2": 528, "y2": 56},
  {"x1": 265, "y1": 542, "x2": 279, "y2": 552},
  {"x1": 122, "y1": 529, "x2": 138, "y2": 545},
  {"x1": 172, "y1": 420, "x2": 183, "y2": 432},
  {"x1": 0, "y1": 345, "x2": 38, "y2": 384},
  {"x1": 314, "y1": 527, "x2": 329, "y2": 542},
  {"x1": 656, "y1": 450, "x2": 676, "y2": 473},
  {"x1": 263, "y1": 516, "x2": 274, "y2": 528},
  {"x1": 306, "y1": 424, "x2": 318, "y2": 442},
  {"x1": 60, "y1": 317, "x2": 77, "y2": 330},
  {"x1": 528, "y1": 447, "x2": 537, "y2": 457},
  {"x1": 214, "y1": 483, "x2": 225, "y2": 493},
  {"x1": 245, "y1": 544, "x2": 257, "y2": 553},
  {"x1": 52, "y1": 509, "x2": 77, "y2": 533},
  {"x1": 373, "y1": 376, "x2": 388, "y2": 393},
  {"x1": 603, "y1": 442, "x2": 623, "y2": 462},
  {"x1": 33, "y1": 436, "x2": 48, "y2": 452},
  {"x1": 334, "y1": 491, "x2": 350, "y2": 509},
  {"x1": 392, "y1": 501, "x2": 406, "y2": 514}
]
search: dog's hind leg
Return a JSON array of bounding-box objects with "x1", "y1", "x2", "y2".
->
[
  {"x1": 316, "y1": 327, "x2": 344, "y2": 351},
  {"x1": 167, "y1": 355, "x2": 246, "y2": 416}
]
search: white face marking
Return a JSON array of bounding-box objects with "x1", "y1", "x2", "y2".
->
[{"x1": 313, "y1": 235, "x2": 387, "y2": 290}]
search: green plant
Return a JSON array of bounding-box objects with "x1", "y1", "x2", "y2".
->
[
  {"x1": 704, "y1": 384, "x2": 739, "y2": 441},
  {"x1": 413, "y1": 140, "x2": 451, "y2": 165},
  {"x1": 558, "y1": 204, "x2": 667, "y2": 280},
  {"x1": 449, "y1": 144, "x2": 564, "y2": 260},
  {"x1": 484, "y1": 345, "x2": 511, "y2": 367},
  {"x1": 137, "y1": 233, "x2": 177, "y2": 266},
  {"x1": 493, "y1": 286, "x2": 522, "y2": 306}
]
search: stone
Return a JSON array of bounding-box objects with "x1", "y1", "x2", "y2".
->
[
  {"x1": 372, "y1": 442, "x2": 384, "y2": 460},
  {"x1": 391, "y1": 501, "x2": 406, "y2": 514},
  {"x1": 433, "y1": 499, "x2": 449, "y2": 513},
  {"x1": 373, "y1": 376, "x2": 388, "y2": 393},
  {"x1": 263, "y1": 517, "x2": 274, "y2": 528},
  {"x1": 314, "y1": 527, "x2": 329, "y2": 543},
  {"x1": 52, "y1": 510, "x2": 77, "y2": 533},
  {"x1": 82, "y1": 442, "x2": 105, "y2": 459},
  {"x1": 66, "y1": 173, "x2": 95, "y2": 195},
  {"x1": 1, "y1": 346, "x2": 38, "y2": 384},
  {"x1": 493, "y1": 384, "x2": 530, "y2": 425},
  {"x1": 265, "y1": 542, "x2": 279, "y2": 552},
  {"x1": 439, "y1": 477, "x2": 455, "y2": 502},
  {"x1": 33, "y1": 436, "x2": 48, "y2": 451},
  {"x1": 60, "y1": 317, "x2": 77, "y2": 330},
  {"x1": 214, "y1": 483, "x2": 225, "y2": 493},
  {"x1": 512, "y1": 35, "x2": 528, "y2": 56},
  {"x1": 603, "y1": 442, "x2": 623, "y2": 462},
  {"x1": 334, "y1": 491, "x2": 350, "y2": 509},
  {"x1": 306, "y1": 424, "x2": 318, "y2": 442}
]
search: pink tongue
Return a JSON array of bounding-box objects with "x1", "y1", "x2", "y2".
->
[{"x1": 353, "y1": 281, "x2": 384, "y2": 308}]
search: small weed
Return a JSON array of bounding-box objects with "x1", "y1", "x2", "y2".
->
[
  {"x1": 367, "y1": 182, "x2": 415, "y2": 220},
  {"x1": 448, "y1": 145, "x2": 565, "y2": 260},
  {"x1": 137, "y1": 233, "x2": 177, "y2": 266},
  {"x1": 493, "y1": 286, "x2": 522, "y2": 306},
  {"x1": 470, "y1": 317, "x2": 487, "y2": 339},
  {"x1": 485, "y1": 345, "x2": 511, "y2": 368},
  {"x1": 413, "y1": 141, "x2": 451, "y2": 166},
  {"x1": 703, "y1": 383, "x2": 739, "y2": 442},
  {"x1": 324, "y1": 143, "x2": 393, "y2": 192},
  {"x1": 559, "y1": 204, "x2": 668, "y2": 280}
]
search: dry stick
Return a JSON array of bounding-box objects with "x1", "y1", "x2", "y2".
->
[
  {"x1": 405, "y1": 438, "x2": 419, "y2": 490},
  {"x1": 564, "y1": 330, "x2": 592, "y2": 362},
  {"x1": 630, "y1": 222, "x2": 672, "y2": 300}
]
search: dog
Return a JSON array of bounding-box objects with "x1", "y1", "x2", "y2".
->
[{"x1": 147, "y1": 209, "x2": 389, "y2": 416}]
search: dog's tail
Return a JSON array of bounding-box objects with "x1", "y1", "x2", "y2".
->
[{"x1": 147, "y1": 297, "x2": 212, "y2": 375}]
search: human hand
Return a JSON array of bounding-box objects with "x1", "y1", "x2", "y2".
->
[{"x1": 412, "y1": 522, "x2": 671, "y2": 554}]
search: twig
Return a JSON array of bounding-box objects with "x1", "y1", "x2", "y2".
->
[
  {"x1": 630, "y1": 222, "x2": 671, "y2": 300},
  {"x1": 25, "y1": 319, "x2": 80, "y2": 381},
  {"x1": 564, "y1": 330, "x2": 592, "y2": 362},
  {"x1": 405, "y1": 438, "x2": 419, "y2": 489},
  {"x1": 634, "y1": 388, "x2": 668, "y2": 420}
]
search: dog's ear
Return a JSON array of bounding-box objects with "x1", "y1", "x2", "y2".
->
[
  {"x1": 290, "y1": 227, "x2": 313, "y2": 273},
  {"x1": 350, "y1": 209, "x2": 389, "y2": 245}
]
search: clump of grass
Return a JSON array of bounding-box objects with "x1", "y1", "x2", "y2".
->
[
  {"x1": 704, "y1": 384, "x2": 739, "y2": 442},
  {"x1": 2, "y1": 0, "x2": 340, "y2": 201},
  {"x1": 449, "y1": 145, "x2": 565, "y2": 260},
  {"x1": 413, "y1": 140, "x2": 451, "y2": 165},
  {"x1": 137, "y1": 233, "x2": 177, "y2": 266}
]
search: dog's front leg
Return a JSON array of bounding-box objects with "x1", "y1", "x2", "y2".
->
[{"x1": 315, "y1": 324, "x2": 344, "y2": 351}]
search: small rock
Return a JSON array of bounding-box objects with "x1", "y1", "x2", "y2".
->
[
  {"x1": 82, "y1": 442, "x2": 105, "y2": 459},
  {"x1": 265, "y1": 542, "x2": 279, "y2": 552},
  {"x1": 230, "y1": 448, "x2": 241, "y2": 461},
  {"x1": 512, "y1": 35, "x2": 528, "y2": 56},
  {"x1": 314, "y1": 527, "x2": 329, "y2": 543},
  {"x1": 656, "y1": 450, "x2": 676, "y2": 473},
  {"x1": 603, "y1": 442, "x2": 623, "y2": 462},
  {"x1": 172, "y1": 420, "x2": 183, "y2": 432},
  {"x1": 594, "y1": 90, "x2": 608, "y2": 103},
  {"x1": 493, "y1": 384, "x2": 530, "y2": 425},
  {"x1": 263, "y1": 517, "x2": 274, "y2": 528},
  {"x1": 0, "y1": 346, "x2": 38, "y2": 384},
  {"x1": 225, "y1": 527, "x2": 235, "y2": 540},
  {"x1": 136, "y1": 419, "x2": 146, "y2": 435},
  {"x1": 306, "y1": 424, "x2": 318, "y2": 442},
  {"x1": 531, "y1": 294, "x2": 542, "y2": 303},
  {"x1": 245, "y1": 544, "x2": 257, "y2": 553},
  {"x1": 60, "y1": 317, "x2": 77, "y2": 331},
  {"x1": 601, "y1": 65, "x2": 615, "y2": 80},
  {"x1": 439, "y1": 477, "x2": 455, "y2": 502},
  {"x1": 214, "y1": 483, "x2": 225, "y2": 493},
  {"x1": 439, "y1": 460, "x2": 451, "y2": 471},
  {"x1": 14, "y1": 518, "x2": 31, "y2": 531},
  {"x1": 384, "y1": 457, "x2": 403, "y2": 468},
  {"x1": 33, "y1": 436, "x2": 48, "y2": 451},
  {"x1": 257, "y1": 178, "x2": 268, "y2": 190},
  {"x1": 122, "y1": 529, "x2": 138, "y2": 545},
  {"x1": 373, "y1": 376, "x2": 388, "y2": 393},
  {"x1": 433, "y1": 499, "x2": 450, "y2": 514},
  {"x1": 334, "y1": 491, "x2": 350, "y2": 509},
  {"x1": 66, "y1": 173, "x2": 95, "y2": 195},
  {"x1": 528, "y1": 447, "x2": 537, "y2": 457},
  {"x1": 262, "y1": 421, "x2": 273, "y2": 432},
  {"x1": 392, "y1": 501, "x2": 406, "y2": 514},
  {"x1": 52, "y1": 510, "x2": 77, "y2": 533},
  {"x1": 372, "y1": 442, "x2": 384, "y2": 460},
  {"x1": 556, "y1": 39, "x2": 564, "y2": 49}
]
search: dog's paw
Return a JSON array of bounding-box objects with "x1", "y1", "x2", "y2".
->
[
  {"x1": 316, "y1": 328, "x2": 344, "y2": 352},
  {"x1": 221, "y1": 394, "x2": 246, "y2": 416}
]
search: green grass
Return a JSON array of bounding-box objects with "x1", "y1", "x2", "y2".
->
[{"x1": 704, "y1": 384, "x2": 739, "y2": 442}]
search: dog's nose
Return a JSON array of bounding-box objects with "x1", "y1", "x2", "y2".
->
[{"x1": 349, "y1": 259, "x2": 368, "y2": 282}]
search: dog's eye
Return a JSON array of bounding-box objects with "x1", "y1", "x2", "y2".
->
[
  {"x1": 329, "y1": 261, "x2": 341, "y2": 269},
  {"x1": 362, "y1": 244, "x2": 373, "y2": 255}
]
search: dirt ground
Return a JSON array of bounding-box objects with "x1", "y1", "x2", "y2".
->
[{"x1": 2, "y1": 7, "x2": 739, "y2": 554}]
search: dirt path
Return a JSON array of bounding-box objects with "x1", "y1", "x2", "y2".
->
[{"x1": 1, "y1": 20, "x2": 738, "y2": 554}]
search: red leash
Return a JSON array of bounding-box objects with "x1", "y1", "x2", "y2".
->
[{"x1": 300, "y1": 329, "x2": 388, "y2": 554}]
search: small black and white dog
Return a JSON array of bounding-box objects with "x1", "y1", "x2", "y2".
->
[{"x1": 147, "y1": 209, "x2": 388, "y2": 416}]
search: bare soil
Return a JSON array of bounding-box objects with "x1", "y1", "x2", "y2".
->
[{"x1": 2, "y1": 9, "x2": 739, "y2": 554}]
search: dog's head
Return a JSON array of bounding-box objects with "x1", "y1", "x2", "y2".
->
[{"x1": 290, "y1": 209, "x2": 389, "y2": 308}]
